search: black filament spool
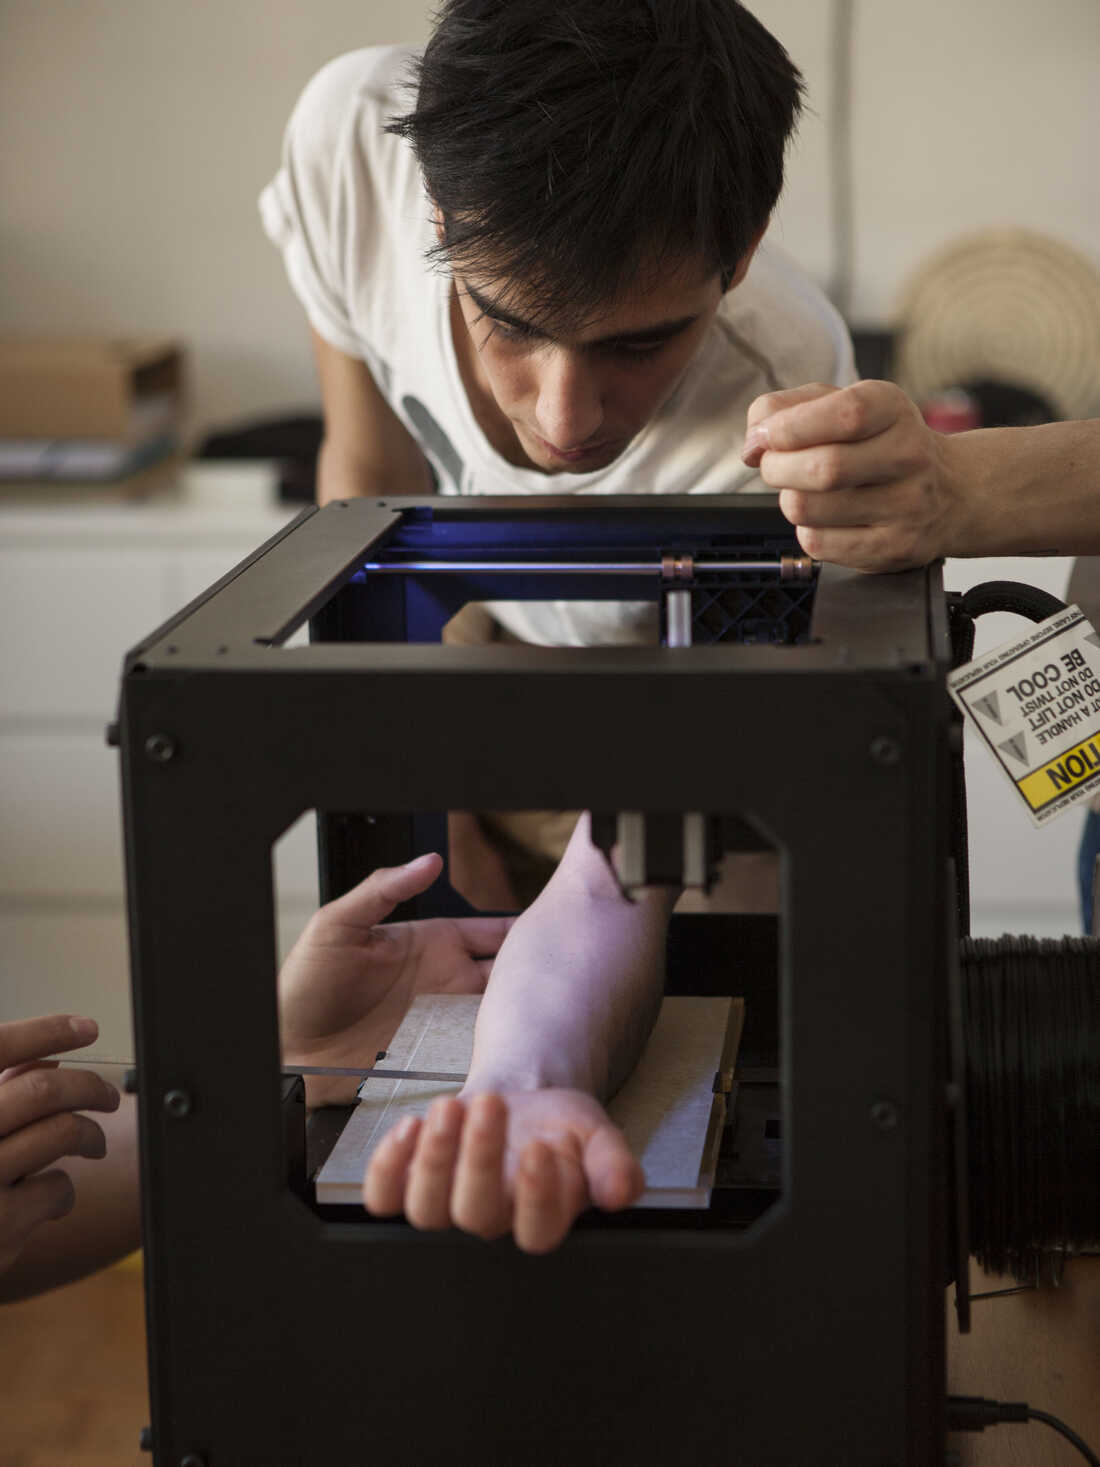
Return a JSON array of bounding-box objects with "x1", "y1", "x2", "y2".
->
[{"x1": 960, "y1": 936, "x2": 1099, "y2": 1281}]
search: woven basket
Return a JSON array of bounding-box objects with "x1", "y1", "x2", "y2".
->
[{"x1": 895, "y1": 228, "x2": 1100, "y2": 421}]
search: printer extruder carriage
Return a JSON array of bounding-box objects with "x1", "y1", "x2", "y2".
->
[{"x1": 119, "y1": 495, "x2": 955, "y2": 1466}]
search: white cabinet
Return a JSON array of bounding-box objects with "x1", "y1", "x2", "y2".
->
[
  {"x1": 0, "y1": 465, "x2": 307, "y2": 1052},
  {"x1": 0, "y1": 548, "x2": 166, "y2": 720},
  {"x1": 0, "y1": 733, "x2": 126, "y2": 898}
]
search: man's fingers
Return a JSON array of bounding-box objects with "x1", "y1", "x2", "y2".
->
[
  {"x1": 363, "y1": 1114, "x2": 423, "y2": 1216},
  {"x1": 774, "y1": 457, "x2": 938, "y2": 533},
  {"x1": 450, "y1": 1093, "x2": 512, "y2": 1239},
  {"x1": 744, "y1": 383, "x2": 838, "y2": 462},
  {"x1": 402, "y1": 1096, "x2": 465, "y2": 1229},
  {"x1": 512, "y1": 1138, "x2": 586, "y2": 1255},
  {"x1": 0, "y1": 1112, "x2": 108, "y2": 1185},
  {"x1": 745, "y1": 381, "x2": 905, "y2": 467},
  {"x1": 792, "y1": 522, "x2": 928, "y2": 574},
  {"x1": 583, "y1": 1124, "x2": 645, "y2": 1211},
  {"x1": 0, "y1": 1015, "x2": 98, "y2": 1073},
  {"x1": 746, "y1": 382, "x2": 837, "y2": 435},
  {"x1": 322, "y1": 853, "x2": 445, "y2": 933},
  {"x1": 776, "y1": 475, "x2": 940, "y2": 571},
  {"x1": 0, "y1": 1067, "x2": 120, "y2": 1138}
]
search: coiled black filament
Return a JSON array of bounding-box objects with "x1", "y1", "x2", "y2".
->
[{"x1": 960, "y1": 936, "x2": 1099, "y2": 1280}]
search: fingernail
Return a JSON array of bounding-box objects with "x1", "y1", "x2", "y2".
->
[
  {"x1": 395, "y1": 1115, "x2": 419, "y2": 1143},
  {"x1": 743, "y1": 424, "x2": 769, "y2": 461},
  {"x1": 69, "y1": 1017, "x2": 97, "y2": 1040}
]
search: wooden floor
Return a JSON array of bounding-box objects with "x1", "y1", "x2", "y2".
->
[
  {"x1": 0, "y1": 1257, "x2": 148, "y2": 1467},
  {"x1": 948, "y1": 1258, "x2": 1100, "y2": 1467}
]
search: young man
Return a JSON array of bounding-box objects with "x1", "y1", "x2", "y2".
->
[
  {"x1": 260, "y1": 0, "x2": 854, "y2": 656},
  {"x1": 259, "y1": 0, "x2": 853, "y2": 1244}
]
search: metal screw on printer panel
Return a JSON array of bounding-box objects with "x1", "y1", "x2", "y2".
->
[
  {"x1": 144, "y1": 732, "x2": 177, "y2": 764},
  {"x1": 869, "y1": 735, "x2": 901, "y2": 767},
  {"x1": 164, "y1": 1089, "x2": 192, "y2": 1119},
  {"x1": 871, "y1": 1100, "x2": 900, "y2": 1132}
]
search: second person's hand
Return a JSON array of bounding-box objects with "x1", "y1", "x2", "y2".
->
[
  {"x1": 0, "y1": 1014, "x2": 120, "y2": 1279},
  {"x1": 278, "y1": 853, "x2": 514, "y2": 1104}
]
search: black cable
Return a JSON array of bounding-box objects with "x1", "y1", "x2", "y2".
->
[
  {"x1": 945, "y1": 578, "x2": 1069, "y2": 929},
  {"x1": 957, "y1": 579, "x2": 1066, "y2": 624},
  {"x1": 948, "y1": 1396, "x2": 1100, "y2": 1466},
  {"x1": 1030, "y1": 1407, "x2": 1100, "y2": 1465}
]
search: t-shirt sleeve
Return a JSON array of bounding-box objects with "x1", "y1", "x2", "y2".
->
[
  {"x1": 735, "y1": 243, "x2": 858, "y2": 393},
  {"x1": 258, "y1": 52, "x2": 373, "y2": 359}
]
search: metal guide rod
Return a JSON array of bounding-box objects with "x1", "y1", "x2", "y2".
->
[
  {"x1": 358, "y1": 556, "x2": 813, "y2": 578},
  {"x1": 49, "y1": 1057, "x2": 468, "y2": 1083}
]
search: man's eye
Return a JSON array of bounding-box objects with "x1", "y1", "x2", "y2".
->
[
  {"x1": 491, "y1": 320, "x2": 537, "y2": 346},
  {"x1": 607, "y1": 338, "x2": 666, "y2": 360}
]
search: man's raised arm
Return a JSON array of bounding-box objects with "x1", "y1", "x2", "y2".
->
[
  {"x1": 744, "y1": 380, "x2": 1100, "y2": 571},
  {"x1": 310, "y1": 328, "x2": 435, "y2": 503}
]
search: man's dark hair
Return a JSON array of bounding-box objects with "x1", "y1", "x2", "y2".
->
[{"x1": 386, "y1": 0, "x2": 804, "y2": 331}]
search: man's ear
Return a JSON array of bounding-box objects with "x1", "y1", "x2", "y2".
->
[
  {"x1": 431, "y1": 203, "x2": 446, "y2": 248},
  {"x1": 723, "y1": 220, "x2": 769, "y2": 293}
]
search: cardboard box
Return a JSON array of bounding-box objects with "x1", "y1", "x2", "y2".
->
[{"x1": 0, "y1": 337, "x2": 185, "y2": 441}]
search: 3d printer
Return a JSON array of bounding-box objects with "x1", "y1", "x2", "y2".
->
[{"x1": 116, "y1": 493, "x2": 1096, "y2": 1467}]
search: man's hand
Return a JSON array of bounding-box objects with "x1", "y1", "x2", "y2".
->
[
  {"x1": 743, "y1": 380, "x2": 958, "y2": 572},
  {"x1": 363, "y1": 1088, "x2": 644, "y2": 1254},
  {"x1": 0, "y1": 1015, "x2": 120, "y2": 1280},
  {"x1": 279, "y1": 853, "x2": 513, "y2": 1104}
]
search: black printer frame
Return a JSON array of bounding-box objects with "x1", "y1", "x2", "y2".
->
[{"x1": 118, "y1": 494, "x2": 954, "y2": 1467}]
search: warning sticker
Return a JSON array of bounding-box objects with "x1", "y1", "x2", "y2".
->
[{"x1": 947, "y1": 604, "x2": 1100, "y2": 826}]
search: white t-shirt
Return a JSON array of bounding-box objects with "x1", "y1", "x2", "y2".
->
[{"x1": 260, "y1": 45, "x2": 856, "y2": 645}]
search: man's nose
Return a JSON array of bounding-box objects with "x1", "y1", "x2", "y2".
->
[{"x1": 533, "y1": 350, "x2": 604, "y2": 450}]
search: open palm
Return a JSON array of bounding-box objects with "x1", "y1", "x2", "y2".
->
[{"x1": 278, "y1": 854, "x2": 512, "y2": 1103}]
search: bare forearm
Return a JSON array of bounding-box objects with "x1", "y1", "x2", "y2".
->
[
  {"x1": 746, "y1": 383, "x2": 1100, "y2": 572},
  {"x1": 941, "y1": 420, "x2": 1100, "y2": 558},
  {"x1": 461, "y1": 816, "x2": 674, "y2": 1102},
  {"x1": 310, "y1": 328, "x2": 435, "y2": 504},
  {"x1": 316, "y1": 438, "x2": 393, "y2": 504}
]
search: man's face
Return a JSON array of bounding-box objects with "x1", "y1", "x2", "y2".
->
[{"x1": 451, "y1": 257, "x2": 728, "y2": 474}]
